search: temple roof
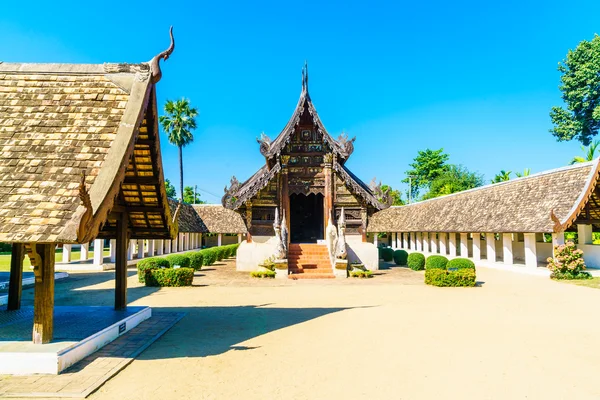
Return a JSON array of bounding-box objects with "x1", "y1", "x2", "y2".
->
[
  {"x1": 192, "y1": 204, "x2": 248, "y2": 234},
  {"x1": 169, "y1": 199, "x2": 207, "y2": 233},
  {"x1": 368, "y1": 160, "x2": 600, "y2": 234}
]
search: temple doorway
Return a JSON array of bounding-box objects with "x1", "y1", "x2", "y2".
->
[{"x1": 290, "y1": 193, "x2": 324, "y2": 243}]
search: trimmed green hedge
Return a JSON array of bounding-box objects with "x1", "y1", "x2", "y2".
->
[
  {"x1": 381, "y1": 247, "x2": 394, "y2": 262},
  {"x1": 202, "y1": 249, "x2": 217, "y2": 266},
  {"x1": 145, "y1": 267, "x2": 194, "y2": 287},
  {"x1": 425, "y1": 268, "x2": 476, "y2": 287},
  {"x1": 426, "y1": 255, "x2": 448, "y2": 270},
  {"x1": 188, "y1": 252, "x2": 204, "y2": 271},
  {"x1": 407, "y1": 252, "x2": 426, "y2": 271},
  {"x1": 350, "y1": 270, "x2": 373, "y2": 278},
  {"x1": 447, "y1": 258, "x2": 475, "y2": 270},
  {"x1": 137, "y1": 257, "x2": 170, "y2": 283},
  {"x1": 251, "y1": 270, "x2": 275, "y2": 278},
  {"x1": 551, "y1": 271, "x2": 592, "y2": 280},
  {"x1": 165, "y1": 254, "x2": 191, "y2": 269},
  {"x1": 393, "y1": 250, "x2": 409, "y2": 266}
]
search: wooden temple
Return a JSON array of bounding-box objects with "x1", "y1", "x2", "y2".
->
[
  {"x1": 223, "y1": 64, "x2": 390, "y2": 244},
  {"x1": 0, "y1": 29, "x2": 178, "y2": 344}
]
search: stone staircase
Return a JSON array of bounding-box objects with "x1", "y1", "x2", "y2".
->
[{"x1": 288, "y1": 244, "x2": 334, "y2": 279}]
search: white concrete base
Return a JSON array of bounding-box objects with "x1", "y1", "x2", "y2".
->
[
  {"x1": 334, "y1": 259, "x2": 348, "y2": 278},
  {"x1": 0, "y1": 307, "x2": 151, "y2": 375},
  {"x1": 274, "y1": 259, "x2": 288, "y2": 279},
  {"x1": 55, "y1": 262, "x2": 113, "y2": 271}
]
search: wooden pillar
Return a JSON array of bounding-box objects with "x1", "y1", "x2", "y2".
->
[
  {"x1": 7, "y1": 243, "x2": 25, "y2": 311},
  {"x1": 115, "y1": 213, "x2": 128, "y2": 310},
  {"x1": 32, "y1": 243, "x2": 55, "y2": 344},
  {"x1": 246, "y1": 202, "x2": 253, "y2": 243}
]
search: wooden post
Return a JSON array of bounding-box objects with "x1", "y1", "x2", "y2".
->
[
  {"x1": 115, "y1": 213, "x2": 128, "y2": 310},
  {"x1": 246, "y1": 202, "x2": 253, "y2": 243},
  {"x1": 32, "y1": 243, "x2": 55, "y2": 344},
  {"x1": 7, "y1": 243, "x2": 25, "y2": 311}
]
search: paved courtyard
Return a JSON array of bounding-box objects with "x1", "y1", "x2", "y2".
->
[{"x1": 2, "y1": 259, "x2": 600, "y2": 399}]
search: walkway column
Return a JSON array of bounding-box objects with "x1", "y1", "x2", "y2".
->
[
  {"x1": 415, "y1": 232, "x2": 422, "y2": 251},
  {"x1": 503, "y1": 233, "x2": 513, "y2": 265},
  {"x1": 410, "y1": 233, "x2": 416, "y2": 250},
  {"x1": 7, "y1": 243, "x2": 25, "y2": 311},
  {"x1": 137, "y1": 239, "x2": 144, "y2": 259},
  {"x1": 109, "y1": 239, "x2": 116, "y2": 263},
  {"x1": 178, "y1": 233, "x2": 184, "y2": 252},
  {"x1": 165, "y1": 240, "x2": 171, "y2": 254},
  {"x1": 486, "y1": 233, "x2": 496, "y2": 263},
  {"x1": 80, "y1": 242, "x2": 89, "y2": 261},
  {"x1": 431, "y1": 233, "x2": 438, "y2": 254},
  {"x1": 93, "y1": 239, "x2": 104, "y2": 266},
  {"x1": 439, "y1": 233, "x2": 447, "y2": 255},
  {"x1": 524, "y1": 233, "x2": 538, "y2": 268},
  {"x1": 63, "y1": 244, "x2": 72, "y2": 263},
  {"x1": 147, "y1": 240, "x2": 155, "y2": 257},
  {"x1": 127, "y1": 240, "x2": 135, "y2": 260},
  {"x1": 448, "y1": 233, "x2": 457, "y2": 257},
  {"x1": 422, "y1": 232, "x2": 429, "y2": 253},
  {"x1": 156, "y1": 240, "x2": 164, "y2": 256},
  {"x1": 552, "y1": 231, "x2": 565, "y2": 247},
  {"x1": 392, "y1": 233, "x2": 397, "y2": 248},
  {"x1": 373, "y1": 234, "x2": 378, "y2": 246},
  {"x1": 459, "y1": 233, "x2": 468, "y2": 257},
  {"x1": 199, "y1": 233, "x2": 203, "y2": 248},
  {"x1": 403, "y1": 233, "x2": 408, "y2": 249},
  {"x1": 238, "y1": 233, "x2": 242, "y2": 243},
  {"x1": 578, "y1": 224, "x2": 592, "y2": 245},
  {"x1": 172, "y1": 236, "x2": 178, "y2": 253},
  {"x1": 472, "y1": 233, "x2": 481, "y2": 261},
  {"x1": 32, "y1": 243, "x2": 55, "y2": 344}
]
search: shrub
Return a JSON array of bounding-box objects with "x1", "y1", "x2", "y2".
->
[
  {"x1": 203, "y1": 249, "x2": 217, "y2": 266},
  {"x1": 215, "y1": 247, "x2": 226, "y2": 261},
  {"x1": 137, "y1": 257, "x2": 170, "y2": 283},
  {"x1": 381, "y1": 247, "x2": 394, "y2": 262},
  {"x1": 350, "y1": 270, "x2": 373, "y2": 278},
  {"x1": 426, "y1": 255, "x2": 449, "y2": 270},
  {"x1": 145, "y1": 267, "x2": 194, "y2": 287},
  {"x1": 425, "y1": 268, "x2": 476, "y2": 287},
  {"x1": 393, "y1": 250, "x2": 409, "y2": 266},
  {"x1": 187, "y1": 252, "x2": 204, "y2": 271},
  {"x1": 165, "y1": 254, "x2": 191, "y2": 269},
  {"x1": 350, "y1": 263, "x2": 366, "y2": 271},
  {"x1": 251, "y1": 270, "x2": 275, "y2": 278},
  {"x1": 407, "y1": 252, "x2": 426, "y2": 271},
  {"x1": 447, "y1": 258, "x2": 475, "y2": 270},
  {"x1": 547, "y1": 241, "x2": 591, "y2": 279}
]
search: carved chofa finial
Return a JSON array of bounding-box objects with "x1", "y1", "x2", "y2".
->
[{"x1": 149, "y1": 26, "x2": 175, "y2": 83}]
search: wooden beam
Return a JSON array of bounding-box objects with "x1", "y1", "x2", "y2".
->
[
  {"x1": 573, "y1": 219, "x2": 600, "y2": 225},
  {"x1": 32, "y1": 243, "x2": 55, "y2": 344},
  {"x1": 115, "y1": 212, "x2": 128, "y2": 310},
  {"x1": 123, "y1": 176, "x2": 159, "y2": 185},
  {"x1": 7, "y1": 243, "x2": 25, "y2": 311}
]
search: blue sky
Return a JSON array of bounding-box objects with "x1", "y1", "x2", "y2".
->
[{"x1": 2, "y1": 0, "x2": 599, "y2": 202}]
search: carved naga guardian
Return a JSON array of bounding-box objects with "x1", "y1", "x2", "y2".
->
[{"x1": 272, "y1": 208, "x2": 288, "y2": 260}]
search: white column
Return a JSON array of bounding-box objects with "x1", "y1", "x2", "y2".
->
[
  {"x1": 93, "y1": 239, "x2": 104, "y2": 266},
  {"x1": 193, "y1": 233, "x2": 198, "y2": 249},
  {"x1": 486, "y1": 233, "x2": 496, "y2": 263},
  {"x1": 80, "y1": 242, "x2": 89, "y2": 261},
  {"x1": 578, "y1": 224, "x2": 592, "y2": 245},
  {"x1": 199, "y1": 233, "x2": 203, "y2": 248},
  {"x1": 127, "y1": 240, "x2": 135, "y2": 260},
  {"x1": 402, "y1": 233, "x2": 408, "y2": 249},
  {"x1": 156, "y1": 240, "x2": 164, "y2": 256},
  {"x1": 431, "y1": 233, "x2": 438, "y2": 254},
  {"x1": 110, "y1": 239, "x2": 116, "y2": 263},
  {"x1": 171, "y1": 236, "x2": 177, "y2": 253},
  {"x1": 373, "y1": 233, "x2": 378, "y2": 246},
  {"x1": 552, "y1": 231, "x2": 565, "y2": 247},
  {"x1": 410, "y1": 233, "x2": 416, "y2": 250},
  {"x1": 147, "y1": 240, "x2": 155, "y2": 257},
  {"x1": 524, "y1": 233, "x2": 538, "y2": 268},
  {"x1": 137, "y1": 239, "x2": 144, "y2": 259},
  {"x1": 472, "y1": 233, "x2": 481, "y2": 261},
  {"x1": 391, "y1": 233, "x2": 397, "y2": 248},
  {"x1": 422, "y1": 232, "x2": 429, "y2": 253},
  {"x1": 415, "y1": 232, "x2": 422, "y2": 251},
  {"x1": 503, "y1": 233, "x2": 513, "y2": 265},
  {"x1": 177, "y1": 233, "x2": 183, "y2": 252},
  {"x1": 238, "y1": 233, "x2": 242, "y2": 243},
  {"x1": 439, "y1": 233, "x2": 447, "y2": 255},
  {"x1": 449, "y1": 233, "x2": 457, "y2": 257},
  {"x1": 165, "y1": 240, "x2": 171, "y2": 254},
  {"x1": 460, "y1": 233, "x2": 469, "y2": 257},
  {"x1": 63, "y1": 244, "x2": 72, "y2": 263}
]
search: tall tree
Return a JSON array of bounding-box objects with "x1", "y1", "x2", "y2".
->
[
  {"x1": 515, "y1": 168, "x2": 531, "y2": 178},
  {"x1": 570, "y1": 140, "x2": 600, "y2": 164},
  {"x1": 183, "y1": 186, "x2": 206, "y2": 204},
  {"x1": 159, "y1": 99, "x2": 199, "y2": 200},
  {"x1": 491, "y1": 170, "x2": 512, "y2": 184},
  {"x1": 550, "y1": 35, "x2": 600, "y2": 145},
  {"x1": 165, "y1": 178, "x2": 177, "y2": 199},
  {"x1": 403, "y1": 148, "x2": 449, "y2": 200},
  {"x1": 422, "y1": 165, "x2": 484, "y2": 200}
]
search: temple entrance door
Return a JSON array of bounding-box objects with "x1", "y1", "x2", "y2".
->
[{"x1": 290, "y1": 193, "x2": 324, "y2": 243}]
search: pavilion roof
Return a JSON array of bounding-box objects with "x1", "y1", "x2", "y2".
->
[
  {"x1": 368, "y1": 160, "x2": 600, "y2": 234},
  {"x1": 0, "y1": 36, "x2": 177, "y2": 243},
  {"x1": 168, "y1": 199, "x2": 208, "y2": 233},
  {"x1": 192, "y1": 204, "x2": 247, "y2": 234}
]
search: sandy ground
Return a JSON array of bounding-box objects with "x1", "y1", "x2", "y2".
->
[{"x1": 15, "y1": 260, "x2": 600, "y2": 399}]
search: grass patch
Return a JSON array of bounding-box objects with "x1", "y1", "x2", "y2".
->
[
  {"x1": 562, "y1": 277, "x2": 600, "y2": 289},
  {"x1": 0, "y1": 248, "x2": 110, "y2": 272}
]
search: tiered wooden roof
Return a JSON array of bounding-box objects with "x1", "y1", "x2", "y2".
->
[
  {"x1": 0, "y1": 31, "x2": 177, "y2": 243},
  {"x1": 368, "y1": 160, "x2": 600, "y2": 233}
]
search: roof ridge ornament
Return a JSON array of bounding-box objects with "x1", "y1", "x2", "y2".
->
[
  {"x1": 149, "y1": 26, "x2": 175, "y2": 84},
  {"x1": 301, "y1": 60, "x2": 309, "y2": 92}
]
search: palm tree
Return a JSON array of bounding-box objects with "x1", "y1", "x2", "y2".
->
[
  {"x1": 491, "y1": 170, "x2": 512, "y2": 184},
  {"x1": 515, "y1": 168, "x2": 531, "y2": 178},
  {"x1": 159, "y1": 99, "x2": 199, "y2": 201},
  {"x1": 570, "y1": 140, "x2": 600, "y2": 164}
]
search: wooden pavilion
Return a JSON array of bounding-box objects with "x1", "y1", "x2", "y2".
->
[{"x1": 0, "y1": 29, "x2": 177, "y2": 344}]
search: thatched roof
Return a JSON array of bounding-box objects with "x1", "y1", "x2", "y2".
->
[
  {"x1": 0, "y1": 34, "x2": 177, "y2": 243},
  {"x1": 168, "y1": 199, "x2": 208, "y2": 233},
  {"x1": 368, "y1": 160, "x2": 600, "y2": 234},
  {"x1": 192, "y1": 204, "x2": 247, "y2": 234}
]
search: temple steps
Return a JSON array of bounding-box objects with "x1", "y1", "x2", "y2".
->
[{"x1": 288, "y1": 244, "x2": 334, "y2": 279}]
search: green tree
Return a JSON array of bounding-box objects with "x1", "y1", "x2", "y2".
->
[
  {"x1": 550, "y1": 35, "x2": 600, "y2": 145},
  {"x1": 380, "y1": 184, "x2": 405, "y2": 206},
  {"x1": 183, "y1": 186, "x2": 206, "y2": 204},
  {"x1": 403, "y1": 148, "x2": 450, "y2": 200},
  {"x1": 159, "y1": 99, "x2": 199, "y2": 200},
  {"x1": 515, "y1": 168, "x2": 531, "y2": 178},
  {"x1": 570, "y1": 140, "x2": 600, "y2": 164},
  {"x1": 165, "y1": 178, "x2": 177, "y2": 199},
  {"x1": 422, "y1": 165, "x2": 484, "y2": 200},
  {"x1": 491, "y1": 170, "x2": 512, "y2": 184}
]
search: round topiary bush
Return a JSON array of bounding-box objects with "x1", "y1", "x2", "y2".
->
[
  {"x1": 393, "y1": 250, "x2": 409, "y2": 266},
  {"x1": 426, "y1": 255, "x2": 449, "y2": 270},
  {"x1": 407, "y1": 252, "x2": 426, "y2": 271},
  {"x1": 188, "y1": 252, "x2": 204, "y2": 270},
  {"x1": 381, "y1": 247, "x2": 394, "y2": 262},
  {"x1": 215, "y1": 247, "x2": 226, "y2": 261},
  {"x1": 165, "y1": 254, "x2": 191, "y2": 269},
  {"x1": 137, "y1": 257, "x2": 170, "y2": 283},
  {"x1": 145, "y1": 267, "x2": 195, "y2": 287},
  {"x1": 447, "y1": 258, "x2": 475, "y2": 270}
]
